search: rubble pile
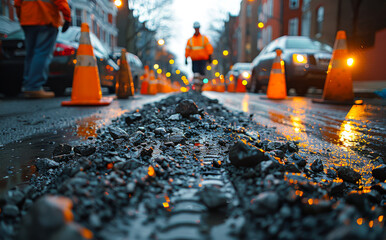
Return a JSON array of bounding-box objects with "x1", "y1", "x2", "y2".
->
[{"x1": 0, "y1": 92, "x2": 385, "y2": 240}]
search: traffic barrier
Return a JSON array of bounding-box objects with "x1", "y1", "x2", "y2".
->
[
  {"x1": 148, "y1": 70, "x2": 157, "y2": 95},
  {"x1": 62, "y1": 23, "x2": 112, "y2": 106},
  {"x1": 140, "y1": 65, "x2": 150, "y2": 95},
  {"x1": 116, "y1": 49, "x2": 134, "y2": 99},
  {"x1": 266, "y1": 49, "x2": 287, "y2": 99},
  {"x1": 235, "y1": 75, "x2": 246, "y2": 93},
  {"x1": 313, "y1": 31, "x2": 360, "y2": 105}
]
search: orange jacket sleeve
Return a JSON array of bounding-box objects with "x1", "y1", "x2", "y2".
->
[
  {"x1": 185, "y1": 38, "x2": 191, "y2": 59},
  {"x1": 53, "y1": 0, "x2": 72, "y2": 22}
]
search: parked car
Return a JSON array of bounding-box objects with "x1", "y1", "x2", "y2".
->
[
  {"x1": 225, "y1": 62, "x2": 252, "y2": 89},
  {"x1": 0, "y1": 26, "x2": 118, "y2": 96},
  {"x1": 250, "y1": 36, "x2": 332, "y2": 95},
  {"x1": 112, "y1": 48, "x2": 144, "y2": 92}
]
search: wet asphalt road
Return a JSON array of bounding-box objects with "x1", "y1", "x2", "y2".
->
[
  {"x1": 0, "y1": 93, "x2": 169, "y2": 194},
  {"x1": 204, "y1": 92, "x2": 386, "y2": 186},
  {"x1": 1, "y1": 91, "x2": 385, "y2": 193}
]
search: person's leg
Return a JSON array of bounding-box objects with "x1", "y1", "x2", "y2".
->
[
  {"x1": 198, "y1": 60, "x2": 207, "y2": 76},
  {"x1": 22, "y1": 26, "x2": 38, "y2": 91},
  {"x1": 24, "y1": 25, "x2": 58, "y2": 91}
]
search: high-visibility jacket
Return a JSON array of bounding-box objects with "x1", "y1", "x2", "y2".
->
[
  {"x1": 14, "y1": 0, "x2": 71, "y2": 28},
  {"x1": 185, "y1": 33, "x2": 213, "y2": 61}
]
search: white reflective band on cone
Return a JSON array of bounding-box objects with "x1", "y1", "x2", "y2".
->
[
  {"x1": 76, "y1": 55, "x2": 97, "y2": 67},
  {"x1": 79, "y1": 32, "x2": 91, "y2": 45}
]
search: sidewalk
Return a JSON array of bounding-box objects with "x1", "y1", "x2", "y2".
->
[{"x1": 353, "y1": 80, "x2": 386, "y2": 98}]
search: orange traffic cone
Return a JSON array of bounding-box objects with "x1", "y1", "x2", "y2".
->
[
  {"x1": 227, "y1": 75, "x2": 235, "y2": 92},
  {"x1": 116, "y1": 49, "x2": 134, "y2": 99},
  {"x1": 62, "y1": 23, "x2": 112, "y2": 106},
  {"x1": 235, "y1": 75, "x2": 246, "y2": 93},
  {"x1": 140, "y1": 66, "x2": 150, "y2": 95},
  {"x1": 266, "y1": 49, "x2": 287, "y2": 99},
  {"x1": 313, "y1": 31, "x2": 360, "y2": 105},
  {"x1": 148, "y1": 70, "x2": 157, "y2": 95}
]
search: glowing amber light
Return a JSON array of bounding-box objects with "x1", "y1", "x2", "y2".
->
[
  {"x1": 369, "y1": 220, "x2": 374, "y2": 228},
  {"x1": 207, "y1": 65, "x2": 212, "y2": 71},
  {"x1": 242, "y1": 94, "x2": 249, "y2": 112},
  {"x1": 242, "y1": 80, "x2": 248, "y2": 85},
  {"x1": 176, "y1": 69, "x2": 180, "y2": 74},
  {"x1": 81, "y1": 228, "x2": 93, "y2": 239},
  {"x1": 153, "y1": 64, "x2": 159, "y2": 69},
  {"x1": 73, "y1": 59, "x2": 77, "y2": 64},
  {"x1": 258, "y1": 22, "x2": 264, "y2": 28},
  {"x1": 223, "y1": 50, "x2": 229, "y2": 56},
  {"x1": 347, "y1": 57, "x2": 354, "y2": 67},
  {"x1": 114, "y1": 0, "x2": 122, "y2": 7},
  {"x1": 180, "y1": 87, "x2": 188, "y2": 92},
  {"x1": 157, "y1": 39, "x2": 165, "y2": 46},
  {"x1": 229, "y1": 75, "x2": 234, "y2": 81},
  {"x1": 166, "y1": 72, "x2": 171, "y2": 77},
  {"x1": 378, "y1": 215, "x2": 383, "y2": 222},
  {"x1": 162, "y1": 202, "x2": 169, "y2": 208},
  {"x1": 212, "y1": 59, "x2": 218, "y2": 65},
  {"x1": 215, "y1": 72, "x2": 220, "y2": 77},
  {"x1": 357, "y1": 218, "x2": 363, "y2": 225},
  {"x1": 169, "y1": 59, "x2": 174, "y2": 64},
  {"x1": 107, "y1": 163, "x2": 113, "y2": 169},
  {"x1": 157, "y1": 69, "x2": 162, "y2": 74},
  {"x1": 308, "y1": 199, "x2": 313, "y2": 205},
  {"x1": 148, "y1": 166, "x2": 156, "y2": 177}
]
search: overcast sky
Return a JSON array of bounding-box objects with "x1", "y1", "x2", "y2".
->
[{"x1": 167, "y1": 0, "x2": 242, "y2": 77}]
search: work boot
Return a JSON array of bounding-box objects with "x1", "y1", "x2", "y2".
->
[{"x1": 23, "y1": 90, "x2": 55, "y2": 99}]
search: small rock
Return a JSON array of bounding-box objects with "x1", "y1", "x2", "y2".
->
[
  {"x1": 372, "y1": 165, "x2": 386, "y2": 182},
  {"x1": 289, "y1": 153, "x2": 307, "y2": 168},
  {"x1": 337, "y1": 166, "x2": 361, "y2": 184},
  {"x1": 286, "y1": 141, "x2": 298, "y2": 152},
  {"x1": 154, "y1": 127, "x2": 167, "y2": 135},
  {"x1": 311, "y1": 159, "x2": 324, "y2": 172},
  {"x1": 250, "y1": 192, "x2": 279, "y2": 216},
  {"x1": 329, "y1": 181, "x2": 346, "y2": 196},
  {"x1": 74, "y1": 145, "x2": 96, "y2": 156},
  {"x1": 2, "y1": 204, "x2": 19, "y2": 218},
  {"x1": 6, "y1": 190, "x2": 25, "y2": 205},
  {"x1": 327, "y1": 168, "x2": 337, "y2": 178},
  {"x1": 125, "y1": 113, "x2": 142, "y2": 125},
  {"x1": 168, "y1": 134, "x2": 186, "y2": 144},
  {"x1": 283, "y1": 163, "x2": 301, "y2": 173},
  {"x1": 168, "y1": 114, "x2": 181, "y2": 121},
  {"x1": 108, "y1": 127, "x2": 129, "y2": 140},
  {"x1": 229, "y1": 141, "x2": 266, "y2": 167},
  {"x1": 53, "y1": 144, "x2": 72, "y2": 156},
  {"x1": 35, "y1": 158, "x2": 59, "y2": 171},
  {"x1": 175, "y1": 99, "x2": 199, "y2": 117},
  {"x1": 198, "y1": 186, "x2": 227, "y2": 210}
]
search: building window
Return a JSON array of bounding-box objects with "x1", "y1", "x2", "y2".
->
[
  {"x1": 316, "y1": 6, "x2": 324, "y2": 37},
  {"x1": 75, "y1": 9, "x2": 82, "y2": 27},
  {"x1": 247, "y1": 5, "x2": 251, "y2": 17},
  {"x1": 301, "y1": 11, "x2": 311, "y2": 36},
  {"x1": 289, "y1": 0, "x2": 299, "y2": 9},
  {"x1": 288, "y1": 17, "x2": 298, "y2": 36},
  {"x1": 268, "y1": 0, "x2": 273, "y2": 17}
]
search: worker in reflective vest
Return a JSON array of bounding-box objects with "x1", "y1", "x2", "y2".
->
[
  {"x1": 185, "y1": 22, "x2": 213, "y2": 76},
  {"x1": 14, "y1": 0, "x2": 71, "y2": 98}
]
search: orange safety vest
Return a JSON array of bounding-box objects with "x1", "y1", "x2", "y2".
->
[
  {"x1": 185, "y1": 34, "x2": 213, "y2": 61},
  {"x1": 14, "y1": 0, "x2": 71, "y2": 28}
]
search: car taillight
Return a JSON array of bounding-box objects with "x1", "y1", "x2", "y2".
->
[{"x1": 53, "y1": 43, "x2": 75, "y2": 56}]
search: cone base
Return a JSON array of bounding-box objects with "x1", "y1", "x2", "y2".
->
[
  {"x1": 260, "y1": 96, "x2": 287, "y2": 100},
  {"x1": 312, "y1": 98, "x2": 363, "y2": 105},
  {"x1": 61, "y1": 97, "x2": 113, "y2": 106}
]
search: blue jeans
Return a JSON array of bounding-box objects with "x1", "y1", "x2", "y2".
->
[{"x1": 22, "y1": 25, "x2": 58, "y2": 91}]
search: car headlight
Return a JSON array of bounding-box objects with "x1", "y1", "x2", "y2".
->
[
  {"x1": 242, "y1": 71, "x2": 251, "y2": 79},
  {"x1": 293, "y1": 54, "x2": 308, "y2": 64}
]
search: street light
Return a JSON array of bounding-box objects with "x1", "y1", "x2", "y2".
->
[
  {"x1": 154, "y1": 64, "x2": 159, "y2": 69},
  {"x1": 157, "y1": 39, "x2": 165, "y2": 46},
  {"x1": 223, "y1": 50, "x2": 229, "y2": 56},
  {"x1": 169, "y1": 59, "x2": 174, "y2": 64},
  {"x1": 257, "y1": 22, "x2": 264, "y2": 29},
  {"x1": 114, "y1": 0, "x2": 122, "y2": 7}
]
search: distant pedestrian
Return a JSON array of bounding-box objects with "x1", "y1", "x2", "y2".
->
[
  {"x1": 14, "y1": 0, "x2": 72, "y2": 98},
  {"x1": 185, "y1": 21, "x2": 213, "y2": 77}
]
